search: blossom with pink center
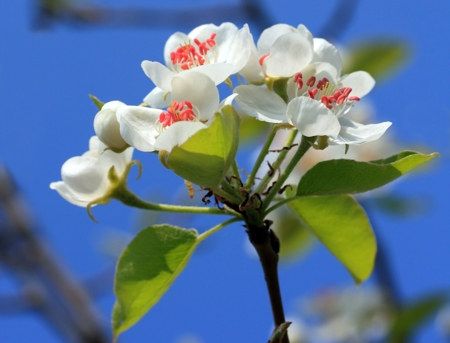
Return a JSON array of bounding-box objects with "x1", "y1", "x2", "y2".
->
[
  {"x1": 142, "y1": 22, "x2": 252, "y2": 108},
  {"x1": 50, "y1": 136, "x2": 133, "y2": 207},
  {"x1": 117, "y1": 70, "x2": 227, "y2": 153},
  {"x1": 235, "y1": 61, "x2": 391, "y2": 145}
]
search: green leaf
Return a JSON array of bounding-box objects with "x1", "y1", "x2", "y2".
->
[
  {"x1": 89, "y1": 94, "x2": 104, "y2": 110},
  {"x1": 287, "y1": 194, "x2": 375, "y2": 283},
  {"x1": 389, "y1": 294, "x2": 446, "y2": 343},
  {"x1": 166, "y1": 105, "x2": 240, "y2": 188},
  {"x1": 342, "y1": 40, "x2": 409, "y2": 80},
  {"x1": 297, "y1": 151, "x2": 438, "y2": 196},
  {"x1": 112, "y1": 224, "x2": 199, "y2": 340}
]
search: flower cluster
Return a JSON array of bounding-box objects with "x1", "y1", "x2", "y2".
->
[{"x1": 51, "y1": 22, "x2": 391, "y2": 206}]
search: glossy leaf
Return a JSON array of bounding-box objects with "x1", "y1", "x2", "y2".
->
[
  {"x1": 167, "y1": 105, "x2": 240, "y2": 188},
  {"x1": 112, "y1": 224, "x2": 199, "y2": 340},
  {"x1": 342, "y1": 40, "x2": 409, "y2": 80},
  {"x1": 297, "y1": 151, "x2": 438, "y2": 196},
  {"x1": 287, "y1": 193, "x2": 375, "y2": 283}
]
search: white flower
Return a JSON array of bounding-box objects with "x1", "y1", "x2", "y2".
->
[
  {"x1": 117, "y1": 70, "x2": 228, "y2": 153},
  {"x1": 50, "y1": 136, "x2": 133, "y2": 207},
  {"x1": 235, "y1": 60, "x2": 391, "y2": 145},
  {"x1": 93, "y1": 100, "x2": 128, "y2": 151},
  {"x1": 142, "y1": 22, "x2": 252, "y2": 107},
  {"x1": 240, "y1": 24, "x2": 314, "y2": 83}
]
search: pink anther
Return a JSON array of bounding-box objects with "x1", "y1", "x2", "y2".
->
[
  {"x1": 259, "y1": 53, "x2": 269, "y2": 66},
  {"x1": 306, "y1": 76, "x2": 316, "y2": 87},
  {"x1": 348, "y1": 96, "x2": 360, "y2": 101},
  {"x1": 321, "y1": 96, "x2": 332, "y2": 109},
  {"x1": 308, "y1": 89, "x2": 318, "y2": 99}
]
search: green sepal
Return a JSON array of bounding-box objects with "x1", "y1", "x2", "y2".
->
[
  {"x1": 89, "y1": 94, "x2": 104, "y2": 110},
  {"x1": 286, "y1": 188, "x2": 376, "y2": 284},
  {"x1": 112, "y1": 224, "x2": 199, "y2": 341},
  {"x1": 272, "y1": 77, "x2": 289, "y2": 103},
  {"x1": 269, "y1": 322, "x2": 292, "y2": 343},
  {"x1": 86, "y1": 160, "x2": 142, "y2": 222},
  {"x1": 165, "y1": 105, "x2": 240, "y2": 188},
  {"x1": 297, "y1": 151, "x2": 438, "y2": 196}
]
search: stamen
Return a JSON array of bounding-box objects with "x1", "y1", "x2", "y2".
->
[
  {"x1": 349, "y1": 96, "x2": 360, "y2": 101},
  {"x1": 159, "y1": 100, "x2": 197, "y2": 128},
  {"x1": 306, "y1": 76, "x2": 316, "y2": 87},
  {"x1": 259, "y1": 53, "x2": 269, "y2": 66},
  {"x1": 170, "y1": 34, "x2": 217, "y2": 71}
]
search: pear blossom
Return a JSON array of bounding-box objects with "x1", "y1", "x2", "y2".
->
[
  {"x1": 142, "y1": 22, "x2": 252, "y2": 107},
  {"x1": 50, "y1": 136, "x2": 133, "y2": 207},
  {"x1": 240, "y1": 24, "x2": 314, "y2": 83},
  {"x1": 235, "y1": 59, "x2": 391, "y2": 145},
  {"x1": 93, "y1": 100, "x2": 128, "y2": 152},
  {"x1": 117, "y1": 70, "x2": 227, "y2": 153}
]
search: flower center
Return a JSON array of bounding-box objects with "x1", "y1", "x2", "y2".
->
[
  {"x1": 294, "y1": 72, "x2": 360, "y2": 117},
  {"x1": 170, "y1": 34, "x2": 217, "y2": 71},
  {"x1": 159, "y1": 100, "x2": 196, "y2": 128}
]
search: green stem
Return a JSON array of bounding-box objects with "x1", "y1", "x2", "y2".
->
[
  {"x1": 244, "y1": 126, "x2": 277, "y2": 190},
  {"x1": 220, "y1": 178, "x2": 241, "y2": 200},
  {"x1": 255, "y1": 129, "x2": 298, "y2": 195},
  {"x1": 211, "y1": 186, "x2": 242, "y2": 205},
  {"x1": 264, "y1": 196, "x2": 299, "y2": 216},
  {"x1": 230, "y1": 159, "x2": 241, "y2": 179},
  {"x1": 113, "y1": 185, "x2": 239, "y2": 216},
  {"x1": 261, "y1": 136, "x2": 311, "y2": 212},
  {"x1": 198, "y1": 217, "x2": 242, "y2": 242}
]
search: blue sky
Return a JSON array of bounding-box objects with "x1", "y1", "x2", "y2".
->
[{"x1": 1, "y1": 0, "x2": 450, "y2": 342}]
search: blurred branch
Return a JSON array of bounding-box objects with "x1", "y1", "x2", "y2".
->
[
  {"x1": 31, "y1": 0, "x2": 274, "y2": 32},
  {"x1": 0, "y1": 165, "x2": 109, "y2": 343},
  {"x1": 319, "y1": 0, "x2": 360, "y2": 41}
]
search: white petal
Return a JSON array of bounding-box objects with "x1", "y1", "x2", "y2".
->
[
  {"x1": 239, "y1": 44, "x2": 265, "y2": 83},
  {"x1": 340, "y1": 71, "x2": 375, "y2": 98},
  {"x1": 234, "y1": 85, "x2": 287, "y2": 123},
  {"x1": 258, "y1": 24, "x2": 297, "y2": 55},
  {"x1": 264, "y1": 33, "x2": 313, "y2": 78},
  {"x1": 193, "y1": 22, "x2": 238, "y2": 62},
  {"x1": 171, "y1": 71, "x2": 219, "y2": 121},
  {"x1": 219, "y1": 93, "x2": 238, "y2": 108},
  {"x1": 93, "y1": 108, "x2": 128, "y2": 151},
  {"x1": 190, "y1": 63, "x2": 237, "y2": 85},
  {"x1": 98, "y1": 147, "x2": 134, "y2": 175},
  {"x1": 164, "y1": 32, "x2": 189, "y2": 67},
  {"x1": 86, "y1": 136, "x2": 104, "y2": 158},
  {"x1": 287, "y1": 97, "x2": 340, "y2": 138},
  {"x1": 313, "y1": 38, "x2": 342, "y2": 75},
  {"x1": 116, "y1": 106, "x2": 161, "y2": 152},
  {"x1": 223, "y1": 24, "x2": 253, "y2": 72},
  {"x1": 60, "y1": 156, "x2": 109, "y2": 200},
  {"x1": 155, "y1": 121, "x2": 207, "y2": 152},
  {"x1": 49, "y1": 181, "x2": 91, "y2": 207},
  {"x1": 329, "y1": 117, "x2": 392, "y2": 145},
  {"x1": 296, "y1": 24, "x2": 314, "y2": 47},
  {"x1": 141, "y1": 61, "x2": 176, "y2": 91},
  {"x1": 143, "y1": 87, "x2": 172, "y2": 108},
  {"x1": 102, "y1": 100, "x2": 126, "y2": 112}
]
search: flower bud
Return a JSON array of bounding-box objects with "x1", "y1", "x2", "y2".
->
[{"x1": 94, "y1": 101, "x2": 129, "y2": 152}]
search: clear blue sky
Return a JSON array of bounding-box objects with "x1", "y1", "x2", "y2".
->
[{"x1": 1, "y1": 0, "x2": 450, "y2": 342}]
